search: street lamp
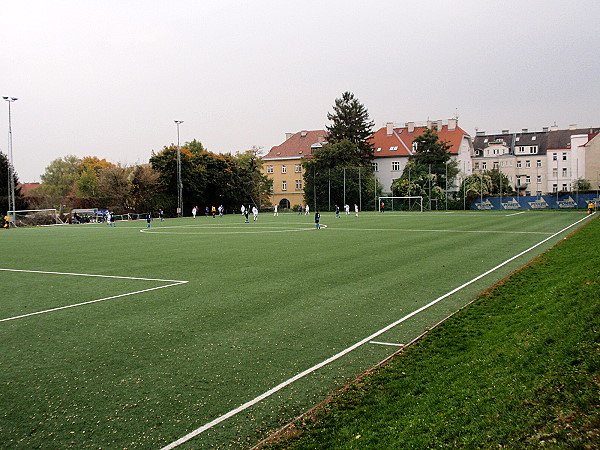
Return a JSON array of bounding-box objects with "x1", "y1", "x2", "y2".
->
[
  {"x1": 174, "y1": 120, "x2": 184, "y2": 217},
  {"x1": 3, "y1": 96, "x2": 18, "y2": 223}
]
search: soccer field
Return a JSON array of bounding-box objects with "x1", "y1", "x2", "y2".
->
[{"x1": 0, "y1": 210, "x2": 593, "y2": 448}]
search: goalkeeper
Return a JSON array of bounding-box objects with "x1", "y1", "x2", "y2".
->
[{"x1": 2, "y1": 214, "x2": 9, "y2": 229}]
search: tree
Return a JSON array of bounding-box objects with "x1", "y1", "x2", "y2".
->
[
  {"x1": 410, "y1": 127, "x2": 459, "y2": 189},
  {"x1": 0, "y1": 151, "x2": 24, "y2": 210},
  {"x1": 233, "y1": 147, "x2": 273, "y2": 208},
  {"x1": 482, "y1": 168, "x2": 512, "y2": 195},
  {"x1": 302, "y1": 140, "x2": 380, "y2": 211},
  {"x1": 326, "y1": 92, "x2": 375, "y2": 163},
  {"x1": 36, "y1": 155, "x2": 82, "y2": 208},
  {"x1": 460, "y1": 173, "x2": 493, "y2": 199},
  {"x1": 574, "y1": 178, "x2": 592, "y2": 190}
]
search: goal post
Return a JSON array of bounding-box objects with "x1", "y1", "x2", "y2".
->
[
  {"x1": 378, "y1": 196, "x2": 423, "y2": 212},
  {"x1": 8, "y1": 209, "x2": 63, "y2": 227}
]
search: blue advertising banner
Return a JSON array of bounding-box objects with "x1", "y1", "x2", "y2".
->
[{"x1": 471, "y1": 193, "x2": 600, "y2": 210}]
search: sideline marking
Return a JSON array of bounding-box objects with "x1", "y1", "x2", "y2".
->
[
  {"x1": 370, "y1": 341, "x2": 405, "y2": 347},
  {"x1": 506, "y1": 211, "x2": 526, "y2": 216},
  {"x1": 161, "y1": 214, "x2": 592, "y2": 449},
  {"x1": 0, "y1": 269, "x2": 188, "y2": 323},
  {"x1": 140, "y1": 224, "x2": 327, "y2": 235},
  {"x1": 329, "y1": 228, "x2": 550, "y2": 235}
]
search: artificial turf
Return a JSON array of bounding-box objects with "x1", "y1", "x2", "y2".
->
[{"x1": 0, "y1": 210, "x2": 594, "y2": 448}]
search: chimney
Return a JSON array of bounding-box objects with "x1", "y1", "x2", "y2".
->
[
  {"x1": 436, "y1": 120, "x2": 443, "y2": 131},
  {"x1": 407, "y1": 121, "x2": 415, "y2": 133},
  {"x1": 386, "y1": 122, "x2": 394, "y2": 136},
  {"x1": 501, "y1": 129, "x2": 509, "y2": 134},
  {"x1": 448, "y1": 118, "x2": 457, "y2": 131},
  {"x1": 569, "y1": 124, "x2": 577, "y2": 130},
  {"x1": 476, "y1": 131, "x2": 486, "y2": 136},
  {"x1": 542, "y1": 127, "x2": 549, "y2": 132},
  {"x1": 285, "y1": 132, "x2": 294, "y2": 140},
  {"x1": 426, "y1": 120, "x2": 433, "y2": 129},
  {"x1": 300, "y1": 130, "x2": 308, "y2": 137},
  {"x1": 522, "y1": 128, "x2": 528, "y2": 133},
  {"x1": 550, "y1": 124, "x2": 558, "y2": 132}
]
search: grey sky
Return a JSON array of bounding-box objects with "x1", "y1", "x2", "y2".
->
[{"x1": 2, "y1": 0, "x2": 599, "y2": 182}]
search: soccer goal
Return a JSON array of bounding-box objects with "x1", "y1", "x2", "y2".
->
[
  {"x1": 378, "y1": 196, "x2": 423, "y2": 212},
  {"x1": 9, "y1": 209, "x2": 63, "y2": 227}
]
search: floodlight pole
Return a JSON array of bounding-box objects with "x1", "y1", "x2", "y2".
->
[
  {"x1": 174, "y1": 120, "x2": 184, "y2": 217},
  {"x1": 3, "y1": 96, "x2": 18, "y2": 222}
]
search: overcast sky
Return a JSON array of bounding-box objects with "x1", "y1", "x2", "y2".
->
[{"x1": 1, "y1": 0, "x2": 598, "y2": 182}]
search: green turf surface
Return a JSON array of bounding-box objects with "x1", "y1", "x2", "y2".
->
[
  {"x1": 261, "y1": 214, "x2": 599, "y2": 449},
  {"x1": 0, "y1": 210, "x2": 593, "y2": 448}
]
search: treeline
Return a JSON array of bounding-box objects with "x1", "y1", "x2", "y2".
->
[{"x1": 19, "y1": 140, "x2": 272, "y2": 216}]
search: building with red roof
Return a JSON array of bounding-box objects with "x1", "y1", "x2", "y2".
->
[
  {"x1": 262, "y1": 130, "x2": 328, "y2": 210},
  {"x1": 370, "y1": 119, "x2": 474, "y2": 193}
]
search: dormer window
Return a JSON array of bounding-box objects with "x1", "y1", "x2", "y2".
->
[
  {"x1": 389, "y1": 146, "x2": 398, "y2": 151},
  {"x1": 376, "y1": 147, "x2": 382, "y2": 152},
  {"x1": 532, "y1": 136, "x2": 536, "y2": 140}
]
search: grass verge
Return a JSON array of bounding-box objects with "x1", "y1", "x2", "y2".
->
[{"x1": 260, "y1": 216, "x2": 600, "y2": 449}]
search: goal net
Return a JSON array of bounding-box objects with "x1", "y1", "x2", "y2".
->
[
  {"x1": 9, "y1": 209, "x2": 63, "y2": 227},
  {"x1": 378, "y1": 196, "x2": 423, "y2": 212}
]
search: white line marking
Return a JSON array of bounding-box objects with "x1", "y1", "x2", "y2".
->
[
  {"x1": 0, "y1": 268, "x2": 186, "y2": 283},
  {"x1": 0, "y1": 282, "x2": 187, "y2": 323},
  {"x1": 369, "y1": 341, "x2": 405, "y2": 347},
  {"x1": 161, "y1": 214, "x2": 592, "y2": 449},
  {"x1": 0, "y1": 269, "x2": 188, "y2": 322},
  {"x1": 506, "y1": 211, "x2": 526, "y2": 216},
  {"x1": 328, "y1": 228, "x2": 551, "y2": 235}
]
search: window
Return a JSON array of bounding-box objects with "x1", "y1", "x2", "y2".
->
[
  {"x1": 474, "y1": 162, "x2": 479, "y2": 170},
  {"x1": 552, "y1": 184, "x2": 558, "y2": 192},
  {"x1": 493, "y1": 162, "x2": 499, "y2": 169},
  {"x1": 376, "y1": 147, "x2": 382, "y2": 152},
  {"x1": 526, "y1": 176, "x2": 531, "y2": 183},
  {"x1": 553, "y1": 153, "x2": 558, "y2": 161},
  {"x1": 562, "y1": 183, "x2": 568, "y2": 191},
  {"x1": 532, "y1": 136, "x2": 537, "y2": 140},
  {"x1": 281, "y1": 165, "x2": 287, "y2": 173},
  {"x1": 552, "y1": 168, "x2": 558, "y2": 177},
  {"x1": 486, "y1": 149, "x2": 490, "y2": 155},
  {"x1": 562, "y1": 167, "x2": 568, "y2": 176},
  {"x1": 392, "y1": 161, "x2": 401, "y2": 171},
  {"x1": 537, "y1": 175, "x2": 542, "y2": 184},
  {"x1": 282, "y1": 180, "x2": 287, "y2": 191},
  {"x1": 372, "y1": 162, "x2": 379, "y2": 171},
  {"x1": 266, "y1": 165, "x2": 273, "y2": 174},
  {"x1": 562, "y1": 152, "x2": 567, "y2": 161},
  {"x1": 412, "y1": 142, "x2": 418, "y2": 152},
  {"x1": 484, "y1": 138, "x2": 488, "y2": 143},
  {"x1": 482, "y1": 162, "x2": 487, "y2": 169},
  {"x1": 525, "y1": 160, "x2": 531, "y2": 168},
  {"x1": 295, "y1": 164, "x2": 302, "y2": 173},
  {"x1": 516, "y1": 161, "x2": 522, "y2": 168},
  {"x1": 295, "y1": 179, "x2": 302, "y2": 190},
  {"x1": 389, "y1": 146, "x2": 398, "y2": 151},
  {"x1": 537, "y1": 160, "x2": 542, "y2": 167}
]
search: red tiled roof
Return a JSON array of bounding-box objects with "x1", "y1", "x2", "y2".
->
[
  {"x1": 264, "y1": 130, "x2": 328, "y2": 159},
  {"x1": 17, "y1": 183, "x2": 41, "y2": 195},
  {"x1": 370, "y1": 124, "x2": 468, "y2": 157}
]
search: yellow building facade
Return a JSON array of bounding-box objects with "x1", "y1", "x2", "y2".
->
[{"x1": 262, "y1": 130, "x2": 327, "y2": 210}]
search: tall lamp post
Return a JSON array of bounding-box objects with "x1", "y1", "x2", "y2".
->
[
  {"x1": 174, "y1": 120, "x2": 184, "y2": 217},
  {"x1": 3, "y1": 96, "x2": 18, "y2": 223}
]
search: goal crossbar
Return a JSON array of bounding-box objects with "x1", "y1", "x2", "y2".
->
[{"x1": 378, "y1": 196, "x2": 423, "y2": 212}]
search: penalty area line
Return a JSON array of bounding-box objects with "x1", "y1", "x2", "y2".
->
[
  {"x1": 0, "y1": 281, "x2": 188, "y2": 323},
  {"x1": 161, "y1": 213, "x2": 592, "y2": 449}
]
